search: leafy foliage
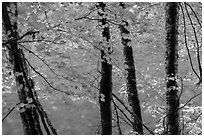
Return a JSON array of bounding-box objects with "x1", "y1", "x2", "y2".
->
[{"x1": 2, "y1": 2, "x2": 202, "y2": 135}]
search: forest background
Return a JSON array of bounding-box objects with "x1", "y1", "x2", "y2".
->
[{"x1": 1, "y1": 1, "x2": 202, "y2": 135}]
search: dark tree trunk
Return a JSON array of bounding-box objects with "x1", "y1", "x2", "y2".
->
[
  {"x1": 2, "y1": 2, "x2": 57, "y2": 135},
  {"x1": 97, "y1": 2, "x2": 112, "y2": 135},
  {"x1": 165, "y1": 2, "x2": 180, "y2": 135},
  {"x1": 2, "y1": 2, "x2": 41, "y2": 134},
  {"x1": 118, "y1": 2, "x2": 144, "y2": 135}
]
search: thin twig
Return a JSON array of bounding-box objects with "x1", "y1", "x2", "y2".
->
[
  {"x1": 2, "y1": 31, "x2": 39, "y2": 46},
  {"x1": 184, "y1": 112, "x2": 202, "y2": 134},
  {"x1": 112, "y1": 93, "x2": 155, "y2": 135},
  {"x1": 2, "y1": 102, "x2": 20, "y2": 121},
  {"x1": 179, "y1": 91, "x2": 202, "y2": 110},
  {"x1": 184, "y1": 3, "x2": 202, "y2": 85},
  {"x1": 75, "y1": 7, "x2": 98, "y2": 20},
  {"x1": 112, "y1": 99, "x2": 122, "y2": 134},
  {"x1": 179, "y1": 3, "x2": 200, "y2": 80},
  {"x1": 162, "y1": 90, "x2": 202, "y2": 134},
  {"x1": 25, "y1": 59, "x2": 72, "y2": 96},
  {"x1": 18, "y1": 44, "x2": 58, "y2": 75},
  {"x1": 113, "y1": 99, "x2": 134, "y2": 128},
  {"x1": 184, "y1": 2, "x2": 202, "y2": 28}
]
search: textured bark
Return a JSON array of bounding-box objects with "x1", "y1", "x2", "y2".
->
[
  {"x1": 2, "y1": 2, "x2": 57, "y2": 135},
  {"x1": 2, "y1": 2, "x2": 40, "y2": 134},
  {"x1": 97, "y1": 2, "x2": 112, "y2": 135},
  {"x1": 165, "y1": 2, "x2": 180, "y2": 135},
  {"x1": 118, "y1": 3, "x2": 144, "y2": 134}
]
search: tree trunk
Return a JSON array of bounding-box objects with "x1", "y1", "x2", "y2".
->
[
  {"x1": 165, "y1": 2, "x2": 180, "y2": 135},
  {"x1": 97, "y1": 2, "x2": 112, "y2": 135},
  {"x1": 2, "y1": 2, "x2": 57, "y2": 135},
  {"x1": 118, "y1": 2, "x2": 143, "y2": 135}
]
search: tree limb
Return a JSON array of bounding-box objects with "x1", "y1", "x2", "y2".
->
[
  {"x1": 179, "y1": 3, "x2": 200, "y2": 80},
  {"x1": 2, "y1": 30, "x2": 39, "y2": 46},
  {"x1": 184, "y1": 3, "x2": 202, "y2": 71},
  {"x1": 25, "y1": 59, "x2": 72, "y2": 96},
  {"x1": 112, "y1": 99, "x2": 122, "y2": 134},
  {"x1": 184, "y1": 2, "x2": 202, "y2": 28},
  {"x1": 2, "y1": 102, "x2": 20, "y2": 122},
  {"x1": 112, "y1": 93, "x2": 155, "y2": 135},
  {"x1": 184, "y1": 3, "x2": 202, "y2": 85}
]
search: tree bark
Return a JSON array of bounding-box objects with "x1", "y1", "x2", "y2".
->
[
  {"x1": 97, "y1": 2, "x2": 112, "y2": 135},
  {"x1": 2, "y1": 2, "x2": 57, "y2": 135},
  {"x1": 118, "y1": 2, "x2": 143, "y2": 135},
  {"x1": 2, "y1": 2, "x2": 41, "y2": 134},
  {"x1": 165, "y1": 2, "x2": 180, "y2": 135}
]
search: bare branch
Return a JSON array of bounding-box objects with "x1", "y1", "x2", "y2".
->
[
  {"x1": 179, "y1": 91, "x2": 202, "y2": 110},
  {"x1": 184, "y1": 3, "x2": 202, "y2": 84},
  {"x1": 179, "y1": 3, "x2": 200, "y2": 80},
  {"x1": 112, "y1": 98, "x2": 134, "y2": 128},
  {"x1": 184, "y1": 2, "x2": 202, "y2": 28},
  {"x1": 2, "y1": 30, "x2": 39, "y2": 46},
  {"x1": 2, "y1": 102, "x2": 20, "y2": 121},
  {"x1": 112, "y1": 99, "x2": 122, "y2": 135},
  {"x1": 17, "y1": 43, "x2": 72, "y2": 82},
  {"x1": 112, "y1": 93, "x2": 155, "y2": 135},
  {"x1": 184, "y1": 112, "x2": 202, "y2": 134},
  {"x1": 25, "y1": 59, "x2": 72, "y2": 96},
  {"x1": 162, "y1": 90, "x2": 202, "y2": 134},
  {"x1": 75, "y1": 7, "x2": 98, "y2": 20}
]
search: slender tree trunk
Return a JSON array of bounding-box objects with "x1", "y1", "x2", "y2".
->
[
  {"x1": 2, "y1": 2, "x2": 40, "y2": 134},
  {"x1": 2, "y1": 2, "x2": 57, "y2": 135},
  {"x1": 118, "y1": 2, "x2": 143, "y2": 135},
  {"x1": 165, "y1": 2, "x2": 180, "y2": 135},
  {"x1": 97, "y1": 2, "x2": 112, "y2": 135}
]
